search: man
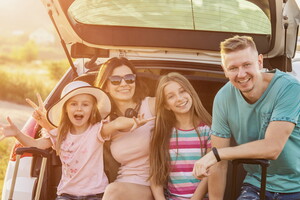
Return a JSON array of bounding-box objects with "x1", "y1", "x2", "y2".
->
[{"x1": 193, "y1": 35, "x2": 300, "y2": 200}]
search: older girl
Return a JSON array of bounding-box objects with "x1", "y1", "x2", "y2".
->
[{"x1": 150, "y1": 72, "x2": 212, "y2": 200}]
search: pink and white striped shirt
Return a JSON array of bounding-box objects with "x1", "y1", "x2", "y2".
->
[{"x1": 167, "y1": 124, "x2": 211, "y2": 200}]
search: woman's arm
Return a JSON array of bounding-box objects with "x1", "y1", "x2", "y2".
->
[{"x1": 0, "y1": 117, "x2": 52, "y2": 149}]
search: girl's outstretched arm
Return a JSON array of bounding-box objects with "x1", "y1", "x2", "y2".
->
[
  {"x1": 0, "y1": 117, "x2": 52, "y2": 149},
  {"x1": 101, "y1": 114, "x2": 155, "y2": 139}
]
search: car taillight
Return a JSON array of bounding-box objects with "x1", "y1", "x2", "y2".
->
[{"x1": 10, "y1": 117, "x2": 40, "y2": 161}]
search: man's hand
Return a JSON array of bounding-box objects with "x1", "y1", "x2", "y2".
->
[{"x1": 192, "y1": 151, "x2": 218, "y2": 179}]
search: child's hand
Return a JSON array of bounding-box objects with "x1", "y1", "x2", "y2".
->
[
  {"x1": 130, "y1": 114, "x2": 156, "y2": 131},
  {"x1": 0, "y1": 117, "x2": 20, "y2": 141},
  {"x1": 26, "y1": 93, "x2": 54, "y2": 131}
]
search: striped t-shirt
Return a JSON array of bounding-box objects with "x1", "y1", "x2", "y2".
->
[{"x1": 167, "y1": 124, "x2": 211, "y2": 200}]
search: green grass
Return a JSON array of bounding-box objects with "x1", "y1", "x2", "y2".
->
[{"x1": 0, "y1": 138, "x2": 15, "y2": 197}]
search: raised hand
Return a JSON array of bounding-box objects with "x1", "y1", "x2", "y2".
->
[
  {"x1": 130, "y1": 114, "x2": 156, "y2": 131},
  {"x1": 26, "y1": 93, "x2": 54, "y2": 131},
  {"x1": 0, "y1": 117, "x2": 21, "y2": 142}
]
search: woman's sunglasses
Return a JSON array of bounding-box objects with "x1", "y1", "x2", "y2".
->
[{"x1": 108, "y1": 74, "x2": 136, "y2": 85}]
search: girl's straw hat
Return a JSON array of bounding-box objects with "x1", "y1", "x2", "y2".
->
[{"x1": 47, "y1": 81, "x2": 111, "y2": 127}]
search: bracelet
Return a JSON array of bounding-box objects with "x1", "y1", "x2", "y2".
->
[{"x1": 212, "y1": 147, "x2": 221, "y2": 162}]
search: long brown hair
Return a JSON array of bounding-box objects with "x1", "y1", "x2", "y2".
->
[
  {"x1": 94, "y1": 57, "x2": 149, "y2": 115},
  {"x1": 55, "y1": 95, "x2": 101, "y2": 155},
  {"x1": 149, "y1": 72, "x2": 212, "y2": 185}
]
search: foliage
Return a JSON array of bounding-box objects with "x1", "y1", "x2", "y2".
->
[
  {"x1": 10, "y1": 40, "x2": 39, "y2": 63},
  {"x1": 0, "y1": 34, "x2": 66, "y2": 196},
  {"x1": 0, "y1": 69, "x2": 55, "y2": 105},
  {"x1": 46, "y1": 60, "x2": 69, "y2": 81},
  {"x1": 0, "y1": 34, "x2": 65, "y2": 63},
  {"x1": 0, "y1": 138, "x2": 14, "y2": 197},
  {"x1": 0, "y1": 61, "x2": 62, "y2": 195}
]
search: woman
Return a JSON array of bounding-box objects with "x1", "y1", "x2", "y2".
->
[{"x1": 94, "y1": 57, "x2": 155, "y2": 200}]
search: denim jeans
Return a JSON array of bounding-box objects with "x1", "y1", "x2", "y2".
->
[
  {"x1": 237, "y1": 183, "x2": 300, "y2": 200},
  {"x1": 56, "y1": 193, "x2": 103, "y2": 200}
]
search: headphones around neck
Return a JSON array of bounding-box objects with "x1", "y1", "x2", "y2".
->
[{"x1": 111, "y1": 101, "x2": 142, "y2": 120}]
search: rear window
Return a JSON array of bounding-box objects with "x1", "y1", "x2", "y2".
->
[{"x1": 68, "y1": 0, "x2": 271, "y2": 35}]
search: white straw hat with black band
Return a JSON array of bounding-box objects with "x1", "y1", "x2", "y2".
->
[{"x1": 47, "y1": 81, "x2": 111, "y2": 127}]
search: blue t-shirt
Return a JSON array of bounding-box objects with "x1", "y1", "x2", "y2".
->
[{"x1": 212, "y1": 69, "x2": 300, "y2": 193}]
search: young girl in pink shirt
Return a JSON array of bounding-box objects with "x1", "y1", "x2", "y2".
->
[{"x1": 0, "y1": 81, "x2": 151, "y2": 200}]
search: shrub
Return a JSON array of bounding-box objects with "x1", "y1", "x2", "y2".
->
[
  {"x1": 10, "y1": 41, "x2": 38, "y2": 63},
  {"x1": 0, "y1": 69, "x2": 55, "y2": 105},
  {"x1": 46, "y1": 60, "x2": 69, "y2": 81}
]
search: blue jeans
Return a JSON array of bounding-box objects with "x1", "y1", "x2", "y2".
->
[
  {"x1": 56, "y1": 193, "x2": 103, "y2": 200},
  {"x1": 237, "y1": 183, "x2": 300, "y2": 200}
]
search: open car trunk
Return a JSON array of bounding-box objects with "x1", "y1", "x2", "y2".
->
[{"x1": 41, "y1": 0, "x2": 300, "y2": 74}]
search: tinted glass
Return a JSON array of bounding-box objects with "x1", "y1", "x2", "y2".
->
[{"x1": 69, "y1": 0, "x2": 271, "y2": 34}]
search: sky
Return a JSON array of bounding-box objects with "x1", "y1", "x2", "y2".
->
[{"x1": 0, "y1": 0, "x2": 52, "y2": 36}]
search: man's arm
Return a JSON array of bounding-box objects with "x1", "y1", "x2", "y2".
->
[
  {"x1": 193, "y1": 121, "x2": 295, "y2": 180},
  {"x1": 208, "y1": 135, "x2": 230, "y2": 200},
  {"x1": 218, "y1": 121, "x2": 294, "y2": 160}
]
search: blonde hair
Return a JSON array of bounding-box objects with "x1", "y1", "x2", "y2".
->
[
  {"x1": 220, "y1": 35, "x2": 258, "y2": 65},
  {"x1": 149, "y1": 72, "x2": 212, "y2": 185},
  {"x1": 55, "y1": 95, "x2": 101, "y2": 155}
]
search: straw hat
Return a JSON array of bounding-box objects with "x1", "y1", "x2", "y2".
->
[{"x1": 47, "y1": 81, "x2": 111, "y2": 127}]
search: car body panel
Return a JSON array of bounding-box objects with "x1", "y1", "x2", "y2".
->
[{"x1": 2, "y1": 158, "x2": 36, "y2": 200}]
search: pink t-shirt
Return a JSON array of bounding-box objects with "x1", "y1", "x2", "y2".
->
[
  {"x1": 47, "y1": 122, "x2": 108, "y2": 196},
  {"x1": 110, "y1": 97, "x2": 155, "y2": 186}
]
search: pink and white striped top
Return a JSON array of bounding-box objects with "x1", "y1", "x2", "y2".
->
[{"x1": 167, "y1": 124, "x2": 211, "y2": 200}]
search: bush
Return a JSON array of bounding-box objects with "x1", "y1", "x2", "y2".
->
[
  {"x1": 46, "y1": 60, "x2": 69, "y2": 81},
  {"x1": 10, "y1": 41, "x2": 38, "y2": 63},
  {"x1": 0, "y1": 69, "x2": 55, "y2": 105}
]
